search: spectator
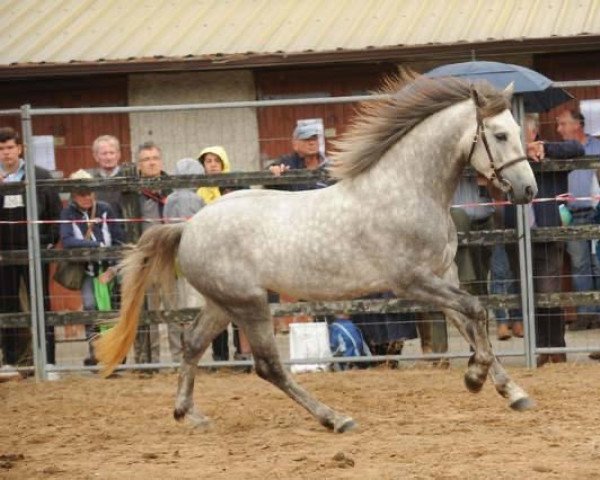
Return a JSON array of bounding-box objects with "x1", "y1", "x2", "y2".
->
[
  {"x1": 489, "y1": 240, "x2": 522, "y2": 340},
  {"x1": 197, "y1": 146, "x2": 233, "y2": 203},
  {"x1": 163, "y1": 158, "x2": 206, "y2": 363},
  {"x1": 132, "y1": 141, "x2": 171, "y2": 367},
  {"x1": 505, "y1": 113, "x2": 585, "y2": 366},
  {"x1": 59, "y1": 169, "x2": 125, "y2": 366},
  {"x1": 0, "y1": 127, "x2": 61, "y2": 371},
  {"x1": 197, "y1": 146, "x2": 251, "y2": 364},
  {"x1": 451, "y1": 173, "x2": 495, "y2": 298},
  {"x1": 453, "y1": 174, "x2": 523, "y2": 341},
  {"x1": 268, "y1": 123, "x2": 329, "y2": 190},
  {"x1": 87, "y1": 135, "x2": 126, "y2": 222},
  {"x1": 86, "y1": 135, "x2": 137, "y2": 315},
  {"x1": 557, "y1": 109, "x2": 600, "y2": 332}
]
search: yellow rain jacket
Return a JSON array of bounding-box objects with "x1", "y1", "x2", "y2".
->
[{"x1": 197, "y1": 146, "x2": 231, "y2": 204}]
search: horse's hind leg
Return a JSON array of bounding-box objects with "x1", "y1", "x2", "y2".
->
[
  {"x1": 237, "y1": 300, "x2": 355, "y2": 433},
  {"x1": 173, "y1": 301, "x2": 231, "y2": 427}
]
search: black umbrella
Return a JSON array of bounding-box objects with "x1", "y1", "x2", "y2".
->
[{"x1": 426, "y1": 61, "x2": 572, "y2": 112}]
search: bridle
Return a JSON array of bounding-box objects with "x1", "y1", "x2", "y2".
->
[{"x1": 466, "y1": 89, "x2": 529, "y2": 192}]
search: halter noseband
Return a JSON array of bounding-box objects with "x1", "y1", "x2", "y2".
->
[{"x1": 466, "y1": 90, "x2": 529, "y2": 192}]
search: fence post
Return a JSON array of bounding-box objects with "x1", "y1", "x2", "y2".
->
[
  {"x1": 512, "y1": 97, "x2": 536, "y2": 368},
  {"x1": 516, "y1": 205, "x2": 536, "y2": 368},
  {"x1": 21, "y1": 103, "x2": 48, "y2": 380}
]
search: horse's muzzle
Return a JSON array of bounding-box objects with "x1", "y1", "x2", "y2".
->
[{"x1": 508, "y1": 183, "x2": 537, "y2": 205}]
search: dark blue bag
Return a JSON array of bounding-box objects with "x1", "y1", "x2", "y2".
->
[{"x1": 328, "y1": 318, "x2": 370, "y2": 370}]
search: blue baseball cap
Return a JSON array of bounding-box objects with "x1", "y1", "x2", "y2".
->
[{"x1": 293, "y1": 123, "x2": 320, "y2": 140}]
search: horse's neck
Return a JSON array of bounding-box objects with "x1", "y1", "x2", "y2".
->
[{"x1": 355, "y1": 102, "x2": 472, "y2": 210}]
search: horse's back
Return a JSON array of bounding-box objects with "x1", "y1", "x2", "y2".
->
[{"x1": 177, "y1": 185, "x2": 373, "y2": 298}]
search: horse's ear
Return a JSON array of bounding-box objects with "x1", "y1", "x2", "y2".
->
[
  {"x1": 503, "y1": 82, "x2": 515, "y2": 101},
  {"x1": 471, "y1": 87, "x2": 484, "y2": 108}
]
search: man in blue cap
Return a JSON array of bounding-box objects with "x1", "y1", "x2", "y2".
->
[{"x1": 268, "y1": 123, "x2": 329, "y2": 191}]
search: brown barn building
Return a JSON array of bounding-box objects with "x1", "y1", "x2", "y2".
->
[{"x1": 1, "y1": 0, "x2": 599, "y2": 174}]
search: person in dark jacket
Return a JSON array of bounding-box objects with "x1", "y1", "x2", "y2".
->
[
  {"x1": 503, "y1": 113, "x2": 585, "y2": 366},
  {"x1": 59, "y1": 169, "x2": 125, "y2": 365},
  {"x1": 131, "y1": 141, "x2": 171, "y2": 367},
  {"x1": 267, "y1": 123, "x2": 330, "y2": 191},
  {"x1": 0, "y1": 127, "x2": 62, "y2": 368}
]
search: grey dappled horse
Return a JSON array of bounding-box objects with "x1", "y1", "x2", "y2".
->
[{"x1": 96, "y1": 75, "x2": 538, "y2": 433}]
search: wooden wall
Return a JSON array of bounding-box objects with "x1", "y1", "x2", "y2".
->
[
  {"x1": 254, "y1": 64, "x2": 397, "y2": 166},
  {"x1": 0, "y1": 75, "x2": 130, "y2": 177}
]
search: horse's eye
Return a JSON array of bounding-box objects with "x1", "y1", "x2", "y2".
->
[{"x1": 494, "y1": 133, "x2": 507, "y2": 141}]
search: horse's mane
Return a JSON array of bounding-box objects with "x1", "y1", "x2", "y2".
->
[{"x1": 329, "y1": 72, "x2": 511, "y2": 180}]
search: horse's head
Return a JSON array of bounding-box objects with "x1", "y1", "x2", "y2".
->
[{"x1": 465, "y1": 85, "x2": 538, "y2": 204}]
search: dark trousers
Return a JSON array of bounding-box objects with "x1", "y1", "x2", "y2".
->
[
  {"x1": 451, "y1": 210, "x2": 493, "y2": 296},
  {"x1": 506, "y1": 242, "x2": 565, "y2": 348},
  {"x1": 0, "y1": 264, "x2": 55, "y2": 365},
  {"x1": 211, "y1": 326, "x2": 243, "y2": 362}
]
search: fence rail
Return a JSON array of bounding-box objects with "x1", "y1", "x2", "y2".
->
[
  {"x1": 3, "y1": 224, "x2": 600, "y2": 267},
  {"x1": 1, "y1": 157, "x2": 600, "y2": 196},
  {"x1": 3, "y1": 291, "x2": 600, "y2": 328}
]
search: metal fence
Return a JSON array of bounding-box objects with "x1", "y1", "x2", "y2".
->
[{"x1": 2, "y1": 89, "x2": 600, "y2": 380}]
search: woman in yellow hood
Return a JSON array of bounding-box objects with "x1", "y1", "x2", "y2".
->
[
  {"x1": 196, "y1": 145, "x2": 252, "y2": 365},
  {"x1": 197, "y1": 145, "x2": 231, "y2": 204}
]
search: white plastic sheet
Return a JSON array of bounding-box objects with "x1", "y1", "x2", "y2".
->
[{"x1": 289, "y1": 322, "x2": 331, "y2": 374}]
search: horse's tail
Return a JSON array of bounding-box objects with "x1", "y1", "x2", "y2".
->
[{"x1": 94, "y1": 223, "x2": 186, "y2": 377}]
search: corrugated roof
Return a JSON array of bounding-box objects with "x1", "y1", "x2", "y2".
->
[{"x1": 1, "y1": 0, "x2": 599, "y2": 68}]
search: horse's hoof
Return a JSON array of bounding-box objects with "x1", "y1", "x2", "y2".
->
[
  {"x1": 173, "y1": 408, "x2": 186, "y2": 421},
  {"x1": 185, "y1": 411, "x2": 212, "y2": 429},
  {"x1": 464, "y1": 372, "x2": 484, "y2": 393},
  {"x1": 510, "y1": 396, "x2": 535, "y2": 411},
  {"x1": 334, "y1": 417, "x2": 357, "y2": 434}
]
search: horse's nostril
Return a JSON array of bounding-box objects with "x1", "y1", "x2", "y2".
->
[{"x1": 525, "y1": 186, "x2": 534, "y2": 200}]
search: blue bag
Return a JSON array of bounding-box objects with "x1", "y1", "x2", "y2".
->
[{"x1": 328, "y1": 318, "x2": 370, "y2": 370}]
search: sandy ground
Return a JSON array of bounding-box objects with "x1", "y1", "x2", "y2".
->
[{"x1": 1, "y1": 363, "x2": 599, "y2": 480}]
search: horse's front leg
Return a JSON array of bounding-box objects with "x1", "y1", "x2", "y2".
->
[
  {"x1": 397, "y1": 266, "x2": 495, "y2": 392},
  {"x1": 488, "y1": 359, "x2": 534, "y2": 410},
  {"x1": 442, "y1": 308, "x2": 533, "y2": 410},
  {"x1": 438, "y1": 265, "x2": 532, "y2": 407},
  {"x1": 441, "y1": 307, "x2": 494, "y2": 393},
  {"x1": 399, "y1": 266, "x2": 533, "y2": 410}
]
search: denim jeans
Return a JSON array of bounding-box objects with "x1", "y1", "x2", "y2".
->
[
  {"x1": 506, "y1": 242, "x2": 565, "y2": 348},
  {"x1": 566, "y1": 209, "x2": 600, "y2": 318},
  {"x1": 489, "y1": 245, "x2": 521, "y2": 324}
]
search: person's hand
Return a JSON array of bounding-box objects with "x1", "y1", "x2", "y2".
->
[
  {"x1": 98, "y1": 267, "x2": 116, "y2": 284},
  {"x1": 526, "y1": 141, "x2": 545, "y2": 162},
  {"x1": 269, "y1": 164, "x2": 290, "y2": 176}
]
